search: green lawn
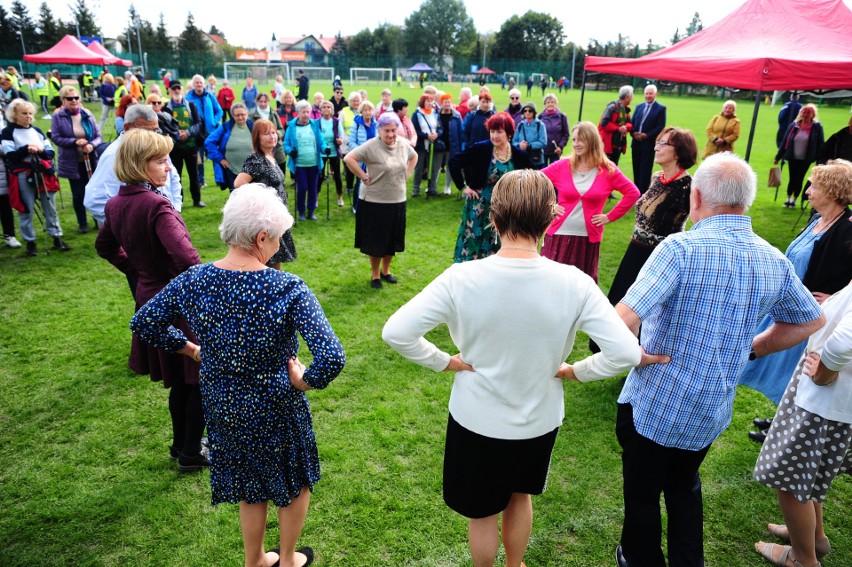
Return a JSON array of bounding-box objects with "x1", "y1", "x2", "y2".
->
[{"x1": 0, "y1": 84, "x2": 849, "y2": 566}]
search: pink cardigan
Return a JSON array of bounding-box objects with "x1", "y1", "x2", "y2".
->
[{"x1": 543, "y1": 158, "x2": 640, "y2": 243}]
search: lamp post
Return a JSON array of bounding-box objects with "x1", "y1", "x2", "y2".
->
[{"x1": 132, "y1": 17, "x2": 145, "y2": 76}]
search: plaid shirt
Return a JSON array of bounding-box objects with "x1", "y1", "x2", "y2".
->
[{"x1": 618, "y1": 214, "x2": 822, "y2": 450}]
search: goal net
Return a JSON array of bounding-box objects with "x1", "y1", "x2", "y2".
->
[
  {"x1": 297, "y1": 67, "x2": 335, "y2": 84},
  {"x1": 223, "y1": 62, "x2": 291, "y2": 84},
  {"x1": 529, "y1": 73, "x2": 549, "y2": 85},
  {"x1": 350, "y1": 68, "x2": 393, "y2": 85}
]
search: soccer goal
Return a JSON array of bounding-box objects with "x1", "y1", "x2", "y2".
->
[
  {"x1": 350, "y1": 68, "x2": 393, "y2": 85},
  {"x1": 529, "y1": 73, "x2": 549, "y2": 86},
  {"x1": 296, "y1": 67, "x2": 335, "y2": 84},
  {"x1": 223, "y1": 62, "x2": 291, "y2": 84}
]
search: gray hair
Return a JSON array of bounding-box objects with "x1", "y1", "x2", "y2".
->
[
  {"x1": 543, "y1": 93, "x2": 558, "y2": 105},
  {"x1": 294, "y1": 100, "x2": 311, "y2": 113},
  {"x1": 219, "y1": 184, "x2": 293, "y2": 249},
  {"x1": 348, "y1": 91, "x2": 362, "y2": 103},
  {"x1": 230, "y1": 102, "x2": 247, "y2": 115},
  {"x1": 692, "y1": 152, "x2": 756, "y2": 211},
  {"x1": 125, "y1": 104, "x2": 157, "y2": 126},
  {"x1": 191, "y1": 74, "x2": 204, "y2": 84},
  {"x1": 644, "y1": 84, "x2": 658, "y2": 94},
  {"x1": 459, "y1": 87, "x2": 472, "y2": 99},
  {"x1": 508, "y1": 88, "x2": 521, "y2": 99},
  {"x1": 5, "y1": 98, "x2": 36, "y2": 122},
  {"x1": 619, "y1": 85, "x2": 634, "y2": 99},
  {"x1": 377, "y1": 111, "x2": 401, "y2": 130},
  {"x1": 723, "y1": 100, "x2": 737, "y2": 111}
]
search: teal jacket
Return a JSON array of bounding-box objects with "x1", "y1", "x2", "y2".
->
[{"x1": 283, "y1": 118, "x2": 326, "y2": 173}]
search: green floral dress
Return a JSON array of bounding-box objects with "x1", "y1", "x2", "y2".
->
[{"x1": 453, "y1": 158, "x2": 514, "y2": 263}]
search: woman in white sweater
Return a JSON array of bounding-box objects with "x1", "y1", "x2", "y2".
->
[{"x1": 383, "y1": 169, "x2": 655, "y2": 567}]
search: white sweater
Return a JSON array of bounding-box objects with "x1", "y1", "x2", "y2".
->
[
  {"x1": 795, "y1": 281, "x2": 852, "y2": 424},
  {"x1": 382, "y1": 255, "x2": 642, "y2": 439}
]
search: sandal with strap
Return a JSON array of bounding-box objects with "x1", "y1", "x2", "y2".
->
[
  {"x1": 768, "y1": 524, "x2": 831, "y2": 559},
  {"x1": 756, "y1": 542, "x2": 821, "y2": 567}
]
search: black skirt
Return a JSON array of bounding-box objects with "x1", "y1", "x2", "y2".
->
[
  {"x1": 443, "y1": 414, "x2": 558, "y2": 519},
  {"x1": 354, "y1": 200, "x2": 406, "y2": 257},
  {"x1": 606, "y1": 240, "x2": 655, "y2": 305}
]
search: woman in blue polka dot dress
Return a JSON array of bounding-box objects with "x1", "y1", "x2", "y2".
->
[{"x1": 131, "y1": 184, "x2": 345, "y2": 567}]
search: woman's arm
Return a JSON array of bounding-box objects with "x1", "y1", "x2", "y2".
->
[
  {"x1": 152, "y1": 207, "x2": 201, "y2": 275},
  {"x1": 724, "y1": 119, "x2": 741, "y2": 144},
  {"x1": 596, "y1": 170, "x2": 640, "y2": 225},
  {"x1": 234, "y1": 172, "x2": 252, "y2": 188},
  {"x1": 130, "y1": 274, "x2": 192, "y2": 353},
  {"x1": 94, "y1": 216, "x2": 136, "y2": 277},
  {"x1": 288, "y1": 284, "x2": 346, "y2": 390}
]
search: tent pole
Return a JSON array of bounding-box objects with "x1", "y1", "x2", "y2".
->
[
  {"x1": 579, "y1": 69, "x2": 588, "y2": 123},
  {"x1": 744, "y1": 89, "x2": 762, "y2": 163}
]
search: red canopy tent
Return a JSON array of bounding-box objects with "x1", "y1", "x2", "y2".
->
[
  {"x1": 23, "y1": 34, "x2": 115, "y2": 65},
  {"x1": 581, "y1": 0, "x2": 852, "y2": 159},
  {"x1": 86, "y1": 41, "x2": 132, "y2": 67},
  {"x1": 477, "y1": 67, "x2": 496, "y2": 75}
]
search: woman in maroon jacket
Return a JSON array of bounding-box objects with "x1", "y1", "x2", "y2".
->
[{"x1": 95, "y1": 129, "x2": 207, "y2": 473}]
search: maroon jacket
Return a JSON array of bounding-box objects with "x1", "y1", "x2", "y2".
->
[{"x1": 95, "y1": 183, "x2": 201, "y2": 384}]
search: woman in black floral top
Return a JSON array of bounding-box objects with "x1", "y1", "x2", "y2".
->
[
  {"x1": 235, "y1": 119, "x2": 297, "y2": 268},
  {"x1": 591, "y1": 127, "x2": 698, "y2": 352}
]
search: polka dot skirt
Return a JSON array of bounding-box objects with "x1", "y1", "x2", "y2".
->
[{"x1": 753, "y1": 375, "x2": 851, "y2": 503}]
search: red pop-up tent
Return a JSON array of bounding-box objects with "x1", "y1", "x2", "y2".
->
[
  {"x1": 24, "y1": 35, "x2": 115, "y2": 65},
  {"x1": 581, "y1": 0, "x2": 852, "y2": 159},
  {"x1": 86, "y1": 41, "x2": 132, "y2": 67}
]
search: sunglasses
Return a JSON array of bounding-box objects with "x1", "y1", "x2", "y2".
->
[
  {"x1": 510, "y1": 96, "x2": 520, "y2": 100},
  {"x1": 151, "y1": 101, "x2": 163, "y2": 106},
  {"x1": 523, "y1": 109, "x2": 534, "y2": 113},
  {"x1": 64, "y1": 96, "x2": 80, "y2": 101}
]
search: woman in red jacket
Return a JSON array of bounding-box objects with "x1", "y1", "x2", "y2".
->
[{"x1": 541, "y1": 121, "x2": 640, "y2": 282}]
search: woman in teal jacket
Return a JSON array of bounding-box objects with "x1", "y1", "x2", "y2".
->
[
  {"x1": 512, "y1": 102, "x2": 548, "y2": 169},
  {"x1": 283, "y1": 100, "x2": 326, "y2": 220}
]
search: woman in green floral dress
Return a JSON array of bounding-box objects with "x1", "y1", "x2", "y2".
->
[{"x1": 448, "y1": 112, "x2": 533, "y2": 262}]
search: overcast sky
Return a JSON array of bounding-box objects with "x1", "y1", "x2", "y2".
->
[{"x1": 13, "y1": 0, "x2": 852, "y2": 51}]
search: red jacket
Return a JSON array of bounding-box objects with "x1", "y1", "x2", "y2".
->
[
  {"x1": 598, "y1": 100, "x2": 632, "y2": 155},
  {"x1": 217, "y1": 87, "x2": 235, "y2": 110}
]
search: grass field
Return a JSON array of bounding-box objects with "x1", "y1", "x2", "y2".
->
[{"x1": 0, "y1": 83, "x2": 849, "y2": 566}]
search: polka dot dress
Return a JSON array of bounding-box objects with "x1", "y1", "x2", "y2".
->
[
  {"x1": 131, "y1": 263, "x2": 346, "y2": 507},
  {"x1": 753, "y1": 374, "x2": 851, "y2": 503}
]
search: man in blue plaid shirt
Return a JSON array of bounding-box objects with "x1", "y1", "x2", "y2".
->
[{"x1": 613, "y1": 152, "x2": 825, "y2": 567}]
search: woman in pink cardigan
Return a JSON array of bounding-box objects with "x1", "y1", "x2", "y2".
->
[{"x1": 541, "y1": 121, "x2": 640, "y2": 281}]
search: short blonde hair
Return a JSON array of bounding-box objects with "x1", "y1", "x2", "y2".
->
[
  {"x1": 360, "y1": 100, "x2": 376, "y2": 112},
  {"x1": 114, "y1": 129, "x2": 174, "y2": 183},
  {"x1": 809, "y1": 159, "x2": 852, "y2": 205},
  {"x1": 219, "y1": 184, "x2": 293, "y2": 249},
  {"x1": 490, "y1": 169, "x2": 556, "y2": 241},
  {"x1": 59, "y1": 85, "x2": 78, "y2": 99}
]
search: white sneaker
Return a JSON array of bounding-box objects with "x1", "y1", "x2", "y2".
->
[
  {"x1": 443, "y1": 187, "x2": 452, "y2": 195},
  {"x1": 337, "y1": 197, "x2": 344, "y2": 207},
  {"x1": 4, "y1": 235, "x2": 22, "y2": 248},
  {"x1": 43, "y1": 114, "x2": 51, "y2": 119}
]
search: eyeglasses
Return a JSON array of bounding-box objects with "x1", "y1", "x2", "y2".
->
[
  {"x1": 510, "y1": 96, "x2": 520, "y2": 100},
  {"x1": 654, "y1": 140, "x2": 673, "y2": 147},
  {"x1": 64, "y1": 96, "x2": 80, "y2": 101},
  {"x1": 523, "y1": 109, "x2": 534, "y2": 113}
]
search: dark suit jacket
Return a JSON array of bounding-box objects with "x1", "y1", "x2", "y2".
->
[{"x1": 631, "y1": 101, "x2": 667, "y2": 147}]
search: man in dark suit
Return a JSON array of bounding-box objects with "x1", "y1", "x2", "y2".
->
[{"x1": 630, "y1": 85, "x2": 667, "y2": 193}]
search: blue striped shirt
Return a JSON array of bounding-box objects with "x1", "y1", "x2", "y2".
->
[{"x1": 618, "y1": 214, "x2": 822, "y2": 450}]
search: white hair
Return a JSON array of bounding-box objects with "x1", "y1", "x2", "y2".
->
[
  {"x1": 5, "y1": 98, "x2": 36, "y2": 122},
  {"x1": 191, "y1": 74, "x2": 204, "y2": 84},
  {"x1": 348, "y1": 91, "x2": 361, "y2": 103},
  {"x1": 692, "y1": 152, "x2": 756, "y2": 211},
  {"x1": 619, "y1": 85, "x2": 634, "y2": 99},
  {"x1": 508, "y1": 88, "x2": 521, "y2": 98},
  {"x1": 219, "y1": 184, "x2": 293, "y2": 249},
  {"x1": 294, "y1": 100, "x2": 311, "y2": 113},
  {"x1": 543, "y1": 93, "x2": 558, "y2": 105},
  {"x1": 723, "y1": 100, "x2": 737, "y2": 111},
  {"x1": 644, "y1": 84, "x2": 657, "y2": 94}
]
